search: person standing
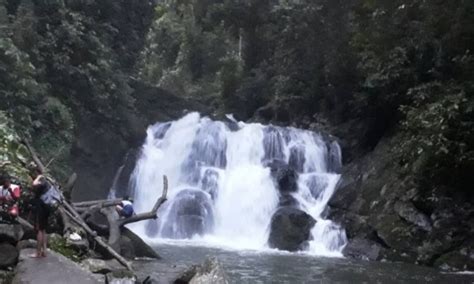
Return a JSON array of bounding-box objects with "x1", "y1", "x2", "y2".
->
[{"x1": 30, "y1": 168, "x2": 51, "y2": 258}]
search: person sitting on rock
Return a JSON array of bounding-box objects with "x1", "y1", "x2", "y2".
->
[
  {"x1": 0, "y1": 174, "x2": 21, "y2": 220},
  {"x1": 116, "y1": 196, "x2": 134, "y2": 218}
]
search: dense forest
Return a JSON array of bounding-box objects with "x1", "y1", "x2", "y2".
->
[{"x1": 1, "y1": 0, "x2": 473, "y2": 270}]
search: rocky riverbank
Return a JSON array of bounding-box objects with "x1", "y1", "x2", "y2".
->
[
  {"x1": 327, "y1": 133, "x2": 474, "y2": 271},
  {"x1": 0, "y1": 222, "x2": 229, "y2": 284}
]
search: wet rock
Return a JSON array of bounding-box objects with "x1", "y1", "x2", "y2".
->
[
  {"x1": 0, "y1": 243, "x2": 19, "y2": 269},
  {"x1": 175, "y1": 257, "x2": 229, "y2": 284},
  {"x1": 118, "y1": 235, "x2": 136, "y2": 260},
  {"x1": 106, "y1": 269, "x2": 136, "y2": 284},
  {"x1": 265, "y1": 160, "x2": 298, "y2": 193},
  {"x1": 81, "y1": 258, "x2": 122, "y2": 274},
  {"x1": 121, "y1": 227, "x2": 160, "y2": 259},
  {"x1": 0, "y1": 224, "x2": 24, "y2": 244},
  {"x1": 278, "y1": 194, "x2": 299, "y2": 208},
  {"x1": 200, "y1": 168, "x2": 220, "y2": 200},
  {"x1": 16, "y1": 239, "x2": 37, "y2": 250},
  {"x1": 342, "y1": 238, "x2": 383, "y2": 261},
  {"x1": 160, "y1": 189, "x2": 214, "y2": 239},
  {"x1": 433, "y1": 246, "x2": 474, "y2": 271},
  {"x1": 394, "y1": 201, "x2": 432, "y2": 232},
  {"x1": 327, "y1": 141, "x2": 342, "y2": 173},
  {"x1": 110, "y1": 148, "x2": 141, "y2": 198},
  {"x1": 268, "y1": 207, "x2": 316, "y2": 251},
  {"x1": 288, "y1": 145, "x2": 305, "y2": 172}
]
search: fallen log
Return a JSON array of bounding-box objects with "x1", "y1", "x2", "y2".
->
[
  {"x1": 74, "y1": 199, "x2": 123, "y2": 208},
  {"x1": 17, "y1": 216, "x2": 34, "y2": 231}
]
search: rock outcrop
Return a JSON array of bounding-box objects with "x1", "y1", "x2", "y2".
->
[
  {"x1": 328, "y1": 135, "x2": 474, "y2": 270},
  {"x1": 13, "y1": 249, "x2": 102, "y2": 284}
]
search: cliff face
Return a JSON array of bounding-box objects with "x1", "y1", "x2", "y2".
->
[
  {"x1": 328, "y1": 134, "x2": 473, "y2": 271},
  {"x1": 70, "y1": 82, "x2": 209, "y2": 201}
]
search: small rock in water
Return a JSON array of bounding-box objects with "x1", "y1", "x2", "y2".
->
[
  {"x1": 175, "y1": 257, "x2": 229, "y2": 284},
  {"x1": 106, "y1": 269, "x2": 136, "y2": 284},
  {"x1": 342, "y1": 238, "x2": 383, "y2": 261}
]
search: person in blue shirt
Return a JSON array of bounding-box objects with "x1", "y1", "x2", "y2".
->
[{"x1": 116, "y1": 196, "x2": 134, "y2": 218}]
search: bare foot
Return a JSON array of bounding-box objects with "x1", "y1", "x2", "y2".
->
[{"x1": 29, "y1": 253, "x2": 42, "y2": 258}]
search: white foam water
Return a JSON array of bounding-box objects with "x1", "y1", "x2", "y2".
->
[{"x1": 125, "y1": 112, "x2": 347, "y2": 256}]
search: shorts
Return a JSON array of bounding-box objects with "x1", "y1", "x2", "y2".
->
[{"x1": 121, "y1": 205, "x2": 134, "y2": 218}]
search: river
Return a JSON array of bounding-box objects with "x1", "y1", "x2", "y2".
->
[{"x1": 132, "y1": 241, "x2": 474, "y2": 284}]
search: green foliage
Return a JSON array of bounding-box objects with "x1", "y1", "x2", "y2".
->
[
  {"x1": 399, "y1": 83, "x2": 474, "y2": 191},
  {"x1": 1, "y1": 0, "x2": 155, "y2": 180},
  {"x1": 48, "y1": 235, "x2": 83, "y2": 262},
  {"x1": 0, "y1": 112, "x2": 31, "y2": 184}
]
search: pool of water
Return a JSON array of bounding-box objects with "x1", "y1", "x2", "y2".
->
[{"x1": 133, "y1": 241, "x2": 474, "y2": 284}]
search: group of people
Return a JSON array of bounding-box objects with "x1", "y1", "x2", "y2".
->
[
  {"x1": 0, "y1": 166, "x2": 135, "y2": 259},
  {"x1": 0, "y1": 166, "x2": 60, "y2": 258}
]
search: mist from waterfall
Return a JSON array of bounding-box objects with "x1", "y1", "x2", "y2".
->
[{"x1": 126, "y1": 112, "x2": 347, "y2": 256}]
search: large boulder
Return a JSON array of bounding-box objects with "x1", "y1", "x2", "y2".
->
[
  {"x1": 14, "y1": 249, "x2": 102, "y2": 284},
  {"x1": 0, "y1": 224, "x2": 24, "y2": 244},
  {"x1": 0, "y1": 243, "x2": 19, "y2": 269},
  {"x1": 158, "y1": 189, "x2": 214, "y2": 239},
  {"x1": 268, "y1": 207, "x2": 316, "y2": 251},
  {"x1": 175, "y1": 257, "x2": 229, "y2": 284},
  {"x1": 119, "y1": 227, "x2": 160, "y2": 259}
]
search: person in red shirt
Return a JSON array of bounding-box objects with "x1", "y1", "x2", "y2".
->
[{"x1": 0, "y1": 174, "x2": 21, "y2": 219}]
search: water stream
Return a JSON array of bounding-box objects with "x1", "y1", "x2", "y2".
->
[
  {"x1": 124, "y1": 112, "x2": 346, "y2": 255},
  {"x1": 133, "y1": 243, "x2": 474, "y2": 284}
]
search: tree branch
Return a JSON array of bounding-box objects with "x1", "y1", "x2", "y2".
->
[{"x1": 73, "y1": 198, "x2": 123, "y2": 208}]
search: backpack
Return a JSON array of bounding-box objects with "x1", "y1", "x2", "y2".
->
[{"x1": 39, "y1": 181, "x2": 62, "y2": 210}]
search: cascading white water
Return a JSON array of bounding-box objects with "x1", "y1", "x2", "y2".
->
[{"x1": 126, "y1": 112, "x2": 347, "y2": 256}]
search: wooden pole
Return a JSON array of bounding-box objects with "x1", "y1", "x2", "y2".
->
[{"x1": 73, "y1": 199, "x2": 123, "y2": 208}]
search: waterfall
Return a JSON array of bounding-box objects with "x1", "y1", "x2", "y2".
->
[{"x1": 125, "y1": 112, "x2": 347, "y2": 256}]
